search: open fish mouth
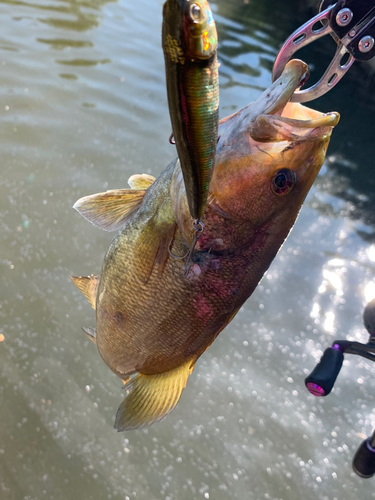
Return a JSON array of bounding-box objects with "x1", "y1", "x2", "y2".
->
[
  {"x1": 248, "y1": 59, "x2": 340, "y2": 143},
  {"x1": 249, "y1": 104, "x2": 339, "y2": 142}
]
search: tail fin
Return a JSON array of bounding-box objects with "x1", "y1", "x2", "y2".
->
[{"x1": 114, "y1": 360, "x2": 194, "y2": 431}]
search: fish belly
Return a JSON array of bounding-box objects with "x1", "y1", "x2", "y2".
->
[{"x1": 95, "y1": 246, "x2": 242, "y2": 378}]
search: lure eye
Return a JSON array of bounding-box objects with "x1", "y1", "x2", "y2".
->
[
  {"x1": 190, "y1": 4, "x2": 202, "y2": 21},
  {"x1": 271, "y1": 169, "x2": 296, "y2": 195}
]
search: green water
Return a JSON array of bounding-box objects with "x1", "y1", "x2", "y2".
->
[{"x1": 1, "y1": 0, "x2": 375, "y2": 499}]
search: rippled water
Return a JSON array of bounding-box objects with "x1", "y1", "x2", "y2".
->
[{"x1": 2, "y1": 0, "x2": 375, "y2": 499}]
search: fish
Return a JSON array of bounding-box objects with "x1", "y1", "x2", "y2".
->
[
  {"x1": 72, "y1": 59, "x2": 339, "y2": 432},
  {"x1": 162, "y1": 0, "x2": 219, "y2": 222}
]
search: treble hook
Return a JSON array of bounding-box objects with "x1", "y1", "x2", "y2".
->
[
  {"x1": 184, "y1": 219, "x2": 204, "y2": 276},
  {"x1": 167, "y1": 219, "x2": 205, "y2": 275}
]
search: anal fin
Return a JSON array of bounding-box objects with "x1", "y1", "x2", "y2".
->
[
  {"x1": 114, "y1": 359, "x2": 194, "y2": 431},
  {"x1": 71, "y1": 275, "x2": 99, "y2": 309}
]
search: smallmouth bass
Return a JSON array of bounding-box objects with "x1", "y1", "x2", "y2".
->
[
  {"x1": 72, "y1": 60, "x2": 339, "y2": 431},
  {"x1": 162, "y1": 0, "x2": 219, "y2": 221}
]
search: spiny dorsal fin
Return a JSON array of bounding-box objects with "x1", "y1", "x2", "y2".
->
[
  {"x1": 114, "y1": 359, "x2": 195, "y2": 431},
  {"x1": 71, "y1": 275, "x2": 99, "y2": 309},
  {"x1": 82, "y1": 326, "x2": 97, "y2": 343},
  {"x1": 128, "y1": 173, "x2": 155, "y2": 190},
  {"x1": 73, "y1": 189, "x2": 146, "y2": 232}
]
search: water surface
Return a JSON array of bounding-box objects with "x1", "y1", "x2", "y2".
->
[{"x1": 1, "y1": 0, "x2": 375, "y2": 499}]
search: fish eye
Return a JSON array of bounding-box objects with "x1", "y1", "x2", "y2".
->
[
  {"x1": 271, "y1": 169, "x2": 296, "y2": 195},
  {"x1": 190, "y1": 4, "x2": 202, "y2": 21}
]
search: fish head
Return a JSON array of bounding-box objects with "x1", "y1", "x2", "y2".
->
[
  {"x1": 210, "y1": 59, "x2": 340, "y2": 230},
  {"x1": 180, "y1": 0, "x2": 218, "y2": 59}
]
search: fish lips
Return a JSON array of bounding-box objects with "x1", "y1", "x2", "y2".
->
[
  {"x1": 249, "y1": 108, "x2": 340, "y2": 143},
  {"x1": 248, "y1": 59, "x2": 340, "y2": 143},
  {"x1": 248, "y1": 59, "x2": 310, "y2": 120}
]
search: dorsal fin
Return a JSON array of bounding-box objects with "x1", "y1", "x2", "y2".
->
[
  {"x1": 114, "y1": 359, "x2": 195, "y2": 431},
  {"x1": 73, "y1": 189, "x2": 146, "y2": 232},
  {"x1": 128, "y1": 173, "x2": 155, "y2": 190},
  {"x1": 82, "y1": 326, "x2": 97, "y2": 343},
  {"x1": 71, "y1": 275, "x2": 99, "y2": 309}
]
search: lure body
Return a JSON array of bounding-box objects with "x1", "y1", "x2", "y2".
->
[{"x1": 162, "y1": 0, "x2": 219, "y2": 221}]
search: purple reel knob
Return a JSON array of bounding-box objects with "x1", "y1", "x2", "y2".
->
[
  {"x1": 305, "y1": 346, "x2": 344, "y2": 397},
  {"x1": 306, "y1": 382, "x2": 326, "y2": 397}
]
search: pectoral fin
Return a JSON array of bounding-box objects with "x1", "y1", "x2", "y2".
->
[
  {"x1": 153, "y1": 222, "x2": 178, "y2": 280},
  {"x1": 114, "y1": 359, "x2": 194, "y2": 431},
  {"x1": 128, "y1": 173, "x2": 155, "y2": 190},
  {"x1": 135, "y1": 221, "x2": 177, "y2": 283},
  {"x1": 73, "y1": 189, "x2": 146, "y2": 231},
  {"x1": 71, "y1": 275, "x2": 99, "y2": 309}
]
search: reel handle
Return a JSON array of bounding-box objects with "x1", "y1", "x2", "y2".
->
[{"x1": 305, "y1": 347, "x2": 344, "y2": 396}]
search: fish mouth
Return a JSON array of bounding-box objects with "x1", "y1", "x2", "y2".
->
[
  {"x1": 248, "y1": 59, "x2": 340, "y2": 143},
  {"x1": 249, "y1": 105, "x2": 340, "y2": 143}
]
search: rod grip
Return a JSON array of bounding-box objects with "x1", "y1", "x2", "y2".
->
[{"x1": 305, "y1": 347, "x2": 344, "y2": 396}]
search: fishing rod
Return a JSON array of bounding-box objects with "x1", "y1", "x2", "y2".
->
[{"x1": 305, "y1": 299, "x2": 375, "y2": 478}]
